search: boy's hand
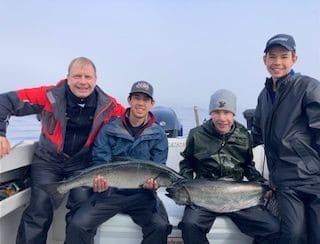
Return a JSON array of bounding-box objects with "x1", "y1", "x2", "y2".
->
[
  {"x1": 143, "y1": 178, "x2": 159, "y2": 190},
  {"x1": 92, "y1": 175, "x2": 109, "y2": 192}
]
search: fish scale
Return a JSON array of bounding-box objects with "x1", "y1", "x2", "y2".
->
[
  {"x1": 166, "y1": 179, "x2": 266, "y2": 213},
  {"x1": 43, "y1": 159, "x2": 185, "y2": 209}
]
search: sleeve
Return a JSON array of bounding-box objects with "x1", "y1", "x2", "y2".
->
[
  {"x1": 241, "y1": 134, "x2": 265, "y2": 182},
  {"x1": 179, "y1": 130, "x2": 196, "y2": 179},
  {"x1": 252, "y1": 96, "x2": 264, "y2": 147},
  {"x1": 0, "y1": 87, "x2": 48, "y2": 136},
  {"x1": 91, "y1": 125, "x2": 113, "y2": 164},
  {"x1": 304, "y1": 80, "x2": 320, "y2": 152},
  {"x1": 150, "y1": 132, "x2": 168, "y2": 164}
]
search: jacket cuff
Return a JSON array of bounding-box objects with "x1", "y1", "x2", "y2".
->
[{"x1": 0, "y1": 118, "x2": 9, "y2": 134}]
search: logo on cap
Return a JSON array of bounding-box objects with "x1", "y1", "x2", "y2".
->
[
  {"x1": 264, "y1": 34, "x2": 296, "y2": 53},
  {"x1": 135, "y1": 81, "x2": 150, "y2": 91},
  {"x1": 269, "y1": 36, "x2": 289, "y2": 44},
  {"x1": 130, "y1": 80, "x2": 153, "y2": 98},
  {"x1": 219, "y1": 101, "x2": 226, "y2": 108}
]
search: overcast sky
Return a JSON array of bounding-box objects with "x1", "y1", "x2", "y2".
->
[{"x1": 1, "y1": 0, "x2": 320, "y2": 118}]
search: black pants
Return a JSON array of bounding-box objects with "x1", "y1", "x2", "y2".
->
[
  {"x1": 16, "y1": 155, "x2": 92, "y2": 244},
  {"x1": 276, "y1": 184, "x2": 320, "y2": 244},
  {"x1": 178, "y1": 205, "x2": 280, "y2": 244},
  {"x1": 65, "y1": 188, "x2": 172, "y2": 244}
]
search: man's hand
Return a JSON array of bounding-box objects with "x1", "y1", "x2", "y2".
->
[
  {"x1": 264, "y1": 189, "x2": 274, "y2": 200},
  {"x1": 257, "y1": 180, "x2": 274, "y2": 200},
  {"x1": 92, "y1": 175, "x2": 109, "y2": 192},
  {"x1": 143, "y1": 178, "x2": 159, "y2": 190},
  {"x1": 0, "y1": 136, "x2": 10, "y2": 158}
]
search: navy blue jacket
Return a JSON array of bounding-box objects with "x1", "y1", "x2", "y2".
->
[
  {"x1": 253, "y1": 73, "x2": 320, "y2": 187},
  {"x1": 92, "y1": 110, "x2": 168, "y2": 165}
]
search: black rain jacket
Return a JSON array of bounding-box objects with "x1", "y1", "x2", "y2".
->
[{"x1": 252, "y1": 72, "x2": 320, "y2": 188}]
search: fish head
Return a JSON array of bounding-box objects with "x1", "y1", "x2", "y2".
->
[{"x1": 165, "y1": 185, "x2": 190, "y2": 205}]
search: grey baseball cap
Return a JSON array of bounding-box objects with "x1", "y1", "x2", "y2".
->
[
  {"x1": 264, "y1": 34, "x2": 296, "y2": 53},
  {"x1": 129, "y1": 80, "x2": 153, "y2": 99},
  {"x1": 209, "y1": 89, "x2": 236, "y2": 115}
]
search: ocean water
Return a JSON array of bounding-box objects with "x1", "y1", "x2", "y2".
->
[
  {"x1": 7, "y1": 115, "x2": 41, "y2": 145},
  {"x1": 6, "y1": 105, "x2": 210, "y2": 146}
]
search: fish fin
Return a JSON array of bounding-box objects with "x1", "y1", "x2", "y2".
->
[
  {"x1": 153, "y1": 173, "x2": 161, "y2": 181},
  {"x1": 154, "y1": 171, "x2": 172, "y2": 182},
  {"x1": 168, "y1": 178, "x2": 188, "y2": 187},
  {"x1": 41, "y1": 183, "x2": 66, "y2": 209}
]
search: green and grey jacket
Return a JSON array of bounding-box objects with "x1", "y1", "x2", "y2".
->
[{"x1": 179, "y1": 119, "x2": 264, "y2": 182}]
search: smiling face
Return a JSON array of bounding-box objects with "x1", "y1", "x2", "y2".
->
[
  {"x1": 67, "y1": 61, "x2": 97, "y2": 98},
  {"x1": 263, "y1": 46, "x2": 297, "y2": 82},
  {"x1": 128, "y1": 93, "x2": 155, "y2": 123},
  {"x1": 211, "y1": 110, "x2": 234, "y2": 135}
]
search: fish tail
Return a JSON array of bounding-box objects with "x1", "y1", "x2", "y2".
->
[
  {"x1": 165, "y1": 192, "x2": 174, "y2": 199},
  {"x1": 165, "y1": 186, "x2": 175, "y2": 198},
  {"x1": 41, "y1": 182, "x2": 66, "y2": 209}
]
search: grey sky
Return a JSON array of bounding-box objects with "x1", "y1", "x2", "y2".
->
[{"x1": 1, "y1": 0, "x2": 320, "y2": 119}]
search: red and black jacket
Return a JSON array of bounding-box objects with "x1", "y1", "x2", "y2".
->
[{"x1": 0, "y1": 80, "x2": 125, "y2": 162}]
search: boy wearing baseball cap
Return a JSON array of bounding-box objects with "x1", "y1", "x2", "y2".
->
[
  {"x1": 66, "y1": 81, "x2": 171, "y2": 244},
  {"x1": 253, "y1": 34, "x2": 320, "y2": 244}
]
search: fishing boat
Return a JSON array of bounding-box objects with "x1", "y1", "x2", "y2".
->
[{"x1": 0, "y1": 108, "x2": 267, "y2": 244}]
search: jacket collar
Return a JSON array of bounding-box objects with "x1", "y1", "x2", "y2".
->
[
  {"x1": 121, "y1": 108, "x2": 156, "y2": 137},
  {"x1": 265, "y1": 69, "x2": 296, "y2": 92},
  {"x1": 65, "y1": 82, "x2": 97, "y2": 108}
]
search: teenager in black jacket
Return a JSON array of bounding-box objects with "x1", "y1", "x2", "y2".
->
[{"x1": 253, "y1": 34, "x2": 320, "y2": 244}]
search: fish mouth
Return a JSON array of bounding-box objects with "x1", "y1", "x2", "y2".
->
[{"x1": 165, "y1": 192, "x2": 185, "y2": 206}]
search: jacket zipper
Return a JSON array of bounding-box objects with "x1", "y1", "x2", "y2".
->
[
  {"x1": 70, "y1": 106, "x2": 83, "y2": 154},
  {"x1": 218, "y1": 136, "x2": 226, "y2": 177}
]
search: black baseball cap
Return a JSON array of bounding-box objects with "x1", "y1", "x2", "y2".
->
[
  {"x1": 129, "y1": 81, "x2": 153, "y2": 99},
  {"x1": 264, "y1": 34, "x2": 296, "y2": 53}
]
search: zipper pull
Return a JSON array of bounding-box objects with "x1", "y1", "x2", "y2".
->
[{"x1": 221, "y1": 135, "x2": 226, "y2": 147}]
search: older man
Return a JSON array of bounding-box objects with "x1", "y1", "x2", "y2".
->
[{"x1": 0, "y1": 57, "x2": 124, "y2": 244}]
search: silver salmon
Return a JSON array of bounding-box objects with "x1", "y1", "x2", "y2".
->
[
  {"x1": 43, "y1": 160, "x2": 184, "y2": 208},
  {"x1": 166, "y1": 179, "x2": 266, "y2": 213}
]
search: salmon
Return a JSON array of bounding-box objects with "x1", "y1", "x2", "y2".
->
[{"x1": 166, "y1": 179, "x2": 267, "y2": 213}]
